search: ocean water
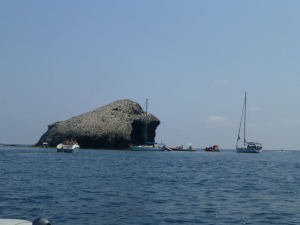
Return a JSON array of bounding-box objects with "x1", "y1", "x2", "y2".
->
[{"x1": 0, "y1": 147, "x2": 299, "y2": 225}]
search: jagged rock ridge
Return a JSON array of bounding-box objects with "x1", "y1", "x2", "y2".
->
[{"x1": 36, "y1": 99, "x2": 160, "y2": 149}]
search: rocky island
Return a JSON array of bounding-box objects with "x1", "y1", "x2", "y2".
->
[{"x1": 35, "y1": 99, "x2": 160, "y2": 149}]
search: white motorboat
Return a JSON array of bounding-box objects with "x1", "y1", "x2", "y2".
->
[
  {"x1": 236, "y1": 92, "x2": 262, "y2": 153},
  {"x1": 0, "y1": 218, "x2": 51, "y2": 225},
  {"x1": 57, "y1": 139, "x2": 80, "y2": 153},
  {"x1": 130, "y1": 142, "x2": 166, "y2": 151}
]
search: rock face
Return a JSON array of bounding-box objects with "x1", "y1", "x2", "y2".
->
[{"x1": 36, "y1": 99, "x2": 160, "y2": 149}]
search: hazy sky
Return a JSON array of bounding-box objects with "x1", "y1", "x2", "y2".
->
[{"x1": 1, "y1": 0, "x2": 300, "y2": 150}]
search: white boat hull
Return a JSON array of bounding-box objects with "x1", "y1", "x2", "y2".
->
[
  {"x1": 57, "y1": 143, "x2": 80, "y2": 153},
  {"x1": 0, "y1": 219, "x2": 31, "y2": 225},
  {"x1": 0, "y1": 218, "x2": 51, "y2": 225},
  {"x1": 130, "y1": 145, "x2": 165, "y2": 151},
  {"x1": 236, "y1": 145, "x2": 262, "y2": 153}
]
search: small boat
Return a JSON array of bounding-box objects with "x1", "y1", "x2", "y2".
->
[
  {"x1": 204, "y1": 145, "x2": 220, "y2": 152},
  {"x1": 57, "y1": 139, "x2": 80, "y2": 153},
  {"x1": 236, "y1": 92, "x2": 262, "y2": 153},
  {"x1": 165, "y1": 145, "x2": 183, "y2": 151},
  {"x1": 0, "y1": 218, "x2": 51, "y2": 225},
  {"x1": 131, "y1": 142, "x2": 166, "y2": 151},
  {"x1": 131, "y1": 99, "x2": 165, "y2": 151},
  {"x1": 42, "y1": 142, "x2": 49, "y2": 148},
  {"x1": 181, "y1": 144, "x2": 197, "y2": 151},
  {"x1": 166, "y1": 144, "x2": 196, "y2": 151}
]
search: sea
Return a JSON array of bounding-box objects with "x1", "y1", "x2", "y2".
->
[{"x1": 0, "y1": 146, "x2": 299, "y2": 225}]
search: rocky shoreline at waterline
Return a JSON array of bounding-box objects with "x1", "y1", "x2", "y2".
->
[{"x1": 35, "y1": 99, "x2": 160, "y2": 149}]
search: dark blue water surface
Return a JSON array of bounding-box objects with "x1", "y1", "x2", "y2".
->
[{"x1": 0, "y1": 147, "x2": 300, "y2": 225}]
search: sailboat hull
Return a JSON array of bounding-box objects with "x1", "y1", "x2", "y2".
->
[
  {"x1": 130, "y1": 144, "x2": 166, "y2": 151},
  {"x1": 236, "y1": 143, "x2": 262, "y2": 153},
  {"x1": 236, "y1": 147, "x2": 262, "y2": 153}
]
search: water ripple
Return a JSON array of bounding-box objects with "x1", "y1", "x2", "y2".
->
[{"x1": 1, "y1": 148, "x2": 300, "y2": 224}]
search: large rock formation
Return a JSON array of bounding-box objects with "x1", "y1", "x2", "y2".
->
[{"x1": 35, "y1": 99, "x2": 160, "y2": 149}]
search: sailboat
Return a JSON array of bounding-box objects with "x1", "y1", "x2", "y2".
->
[
  {"x1": 236, "y1": 92, "x2": 262, "y2": 153},
  {"x1": 130, "y1": 99, "x2": 166, "y2": 151}
]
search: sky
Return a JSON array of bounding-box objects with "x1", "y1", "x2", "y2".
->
[{"x1": 1, "y1": 0, "x2": 300, "y2": 150}]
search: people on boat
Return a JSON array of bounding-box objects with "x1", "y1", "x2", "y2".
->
[
  {"x1": 62, "y1": 139, "x2": 78, "y2": 145},
  {"x1": 204, "y1": 145, "x2": 219, "y2": 152}
]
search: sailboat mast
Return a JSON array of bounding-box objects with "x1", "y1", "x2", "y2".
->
[
  {"x1": 244, "y1": 92, "x2": 247, "y2": 146},
  {"x1": 144, "y1": 98, "x2": 148, "y2": 144}
]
